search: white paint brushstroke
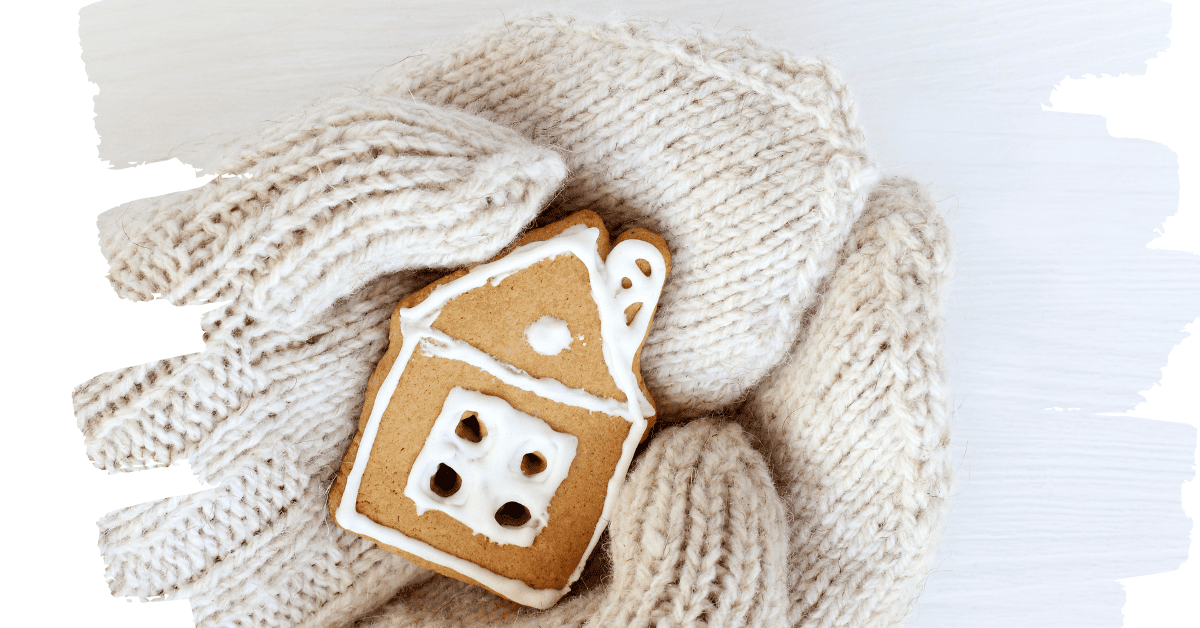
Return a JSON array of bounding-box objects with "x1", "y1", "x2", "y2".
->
[
  {"x1": 1047, "y1": 1, "x2": 1200, "y2": 625},
  {"x1": 1046, "y1": 0, "x2": 1200, "y2": 257},
  {"x1": 1118, "y1": 319, "x2": 1200, "y2": 628}
]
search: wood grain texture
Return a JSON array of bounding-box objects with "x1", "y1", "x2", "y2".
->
[{"x1": 78, "y1": 1, "x2": 1198, "y2": 626}]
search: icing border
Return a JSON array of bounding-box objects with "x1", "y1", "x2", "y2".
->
[{"x1": 335, "y1": 225, "x2": 666, "y2": 608}]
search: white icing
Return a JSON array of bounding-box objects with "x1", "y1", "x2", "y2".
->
[
  {"x1": 487, "y1": 266, "x2": 522, "y2": 287},
  {"x1": 404, "y1": 388, "x2": 577, "y2": 547},
  {"x1": 605, "y1": 239, "x2": 667, "y2": 362},
  {"x1": 418, "y1": 331, "x2": 628, "y2": 417},
  {"x1": 335, "y1": 223, "x2": 667, "y2": 608},
  {"x1": 524, "y1": 316, "x2": 573, "y2": 355}
]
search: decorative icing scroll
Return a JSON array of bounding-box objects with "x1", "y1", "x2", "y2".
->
[{"x1": 604, "y1": 238, "x2": 669, "y2": 363}]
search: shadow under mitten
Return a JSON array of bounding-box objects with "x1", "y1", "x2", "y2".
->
[{"x1": 358, "y1": 418, "x2": 789, "y2": 628}]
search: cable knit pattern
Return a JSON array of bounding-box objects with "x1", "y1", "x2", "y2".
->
[
  {"x1": 354, "y1": 419, "x2": 789, "y2": 628},
  {"x1": 374, "y1": 15, "x2": 877, "y2": 416},
  {"x1": 742, "y1": 177, "x2": 954, "y2": 628},
  {"x1": 75, "y1": 15, "x2": 952, "y2": 628}
]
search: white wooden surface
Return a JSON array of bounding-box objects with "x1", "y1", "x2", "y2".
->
[{"x1": 2, "y1": 1, "x2": 1196, "y2": 626}]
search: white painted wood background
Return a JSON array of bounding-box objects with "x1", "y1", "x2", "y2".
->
[{"x1": 1, "y1": 1, "x2": 1196, "y2": 627}]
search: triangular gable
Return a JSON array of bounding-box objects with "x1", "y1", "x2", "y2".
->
[
  {"x1": 431, "y1": 251, "x2": 626, "y2": 402},
  {"x1": 398, "y1": 215, "x2": 667, "y2": 420}
]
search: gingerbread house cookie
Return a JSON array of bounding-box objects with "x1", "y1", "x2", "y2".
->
[{"x1": 329, "y1": 210, "x2": 671, "y2": 608}]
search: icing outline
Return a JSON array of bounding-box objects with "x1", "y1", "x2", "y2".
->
[{"x1": 335, "y1": 224, "x2": 667, "y2": 608}]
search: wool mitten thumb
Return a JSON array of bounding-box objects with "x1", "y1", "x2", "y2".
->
[
  {"x1": 742, "y1": 176, "x2": 954, "y2": 628},
  {"x1": 353, "y1": 418, "x2": 789, "y2": 628}
]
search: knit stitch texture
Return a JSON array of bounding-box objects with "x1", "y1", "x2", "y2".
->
[
  {"x1": 75, "y1": 14, "x2": 953, "y2": 628},
  {"x1": 743, "y1": 178, "x2": 954, "y2": 628},
  {"x1": 373, "y1": 16, "x2": 878, "y2": 418},
  {"x1": 76, "y1": 95, "x2": 567, "y2": 626}
]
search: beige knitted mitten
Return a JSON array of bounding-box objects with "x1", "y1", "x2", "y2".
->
[
  {"x1": 743, "y1": 178, "x2": 953, "y2": 627},
  {"x1": 75, "y1": 14, "x2": 953, "y2": 628},
  {"x1": 73, "y1": 94, "x2": 568, "y2": 627},
  {"x1": 374, "y1": 16, "x2": 878, "y2": 419}
]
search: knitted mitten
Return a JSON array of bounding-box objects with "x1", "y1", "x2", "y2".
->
[
  {"x1": 742, "y1": 178, "x2": 953, "y2": 628},
  {"x1": 73, "y1": 94, "x2": 568, "y2": 627},
  {"x1": 373, "y1": 16, "x2": 877, "y2": 418}
]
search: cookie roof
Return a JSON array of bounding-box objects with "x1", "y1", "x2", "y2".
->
[
  {"x1": 405, "y1": 222, "x2": 664, "y2": 419},
  {"x1": 431, "y1": 252, "x2": 627, "y2": 403}
]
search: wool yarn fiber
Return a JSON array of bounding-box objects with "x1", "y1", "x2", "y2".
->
[
  {"x1": 74, "y1": 14, "x2": 953, "y2": 628},
  {"x1": 77, "y1": 95, "x2": 567, "y2": 626},
  {"x1": 374, "y1": 16, "x2": 877, "y2": 419}
]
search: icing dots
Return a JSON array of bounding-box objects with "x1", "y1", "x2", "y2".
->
[{"x1": 524, "y1": 316, "x2": 573, "y2": 355}]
